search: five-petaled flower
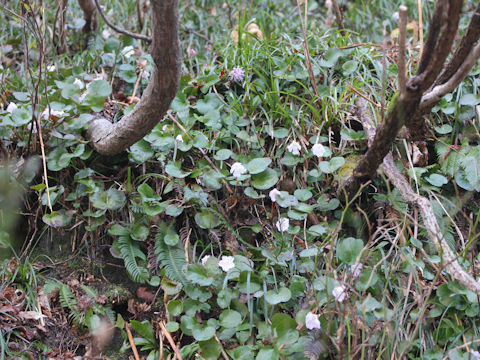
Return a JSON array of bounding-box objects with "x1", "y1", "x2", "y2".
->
[
  {"x1": 332, "y1": 285, "x2": 347, "y2": 302},
  {"x1": 276, "y1": 217, "x2": 289, "y2": 232},
  {"x1": 228, "y1": 66, "x2": 245, "y2": 82},
  {"x1": 201, "y1": 255, "x2": 210, "y2": 265},
  {"x1": 269, "y1": 188, "x2": 281, "y2": 202},
  {"x1": 305, "y1": 312, "x2": 321, "y2": 330},
  {"x1": 312, "y1": 143, "x2": 325, "y2": 158},
  {"x1": 230, "y1": 162, "x2": 247, "y2": 178},
  {"x1": 287, "y1": 141, "x2": 301, "y2": 155},
  {"x1": 218, "y1": 256, "x2": 235, "y2": 272},
  {"x1": 350, "y1": 263, "x2": 363, "y2": 279}
]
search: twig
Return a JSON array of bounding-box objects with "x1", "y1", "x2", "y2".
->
[
  {"x1": 215, "y1": 334, "x2": 229, "y2": 360},
  {"x1": 381, "y1": 22, "x2": 387, "y2": 121},
  {"x1": 159, "y1": 321, "x2": 183, "y2": 360},
  {"x1": 397, "y1": 5, "x2": 408, "y2": 99},
  {"x1": 93, "y1": 0, "x2": 152, "y2": 43},
  {"x1": 136, "y1": 0, "x2": 143, "y2": 30},
  {"x1": 348, "y1": 85, "x2": 383, "y2": 109},
  {"x1": 296, "y1": 0, "x2": 319, "y2": 97},
  {"x1": 125, "y1": 322, "x2": 141, "y2": 360},
  {"x1": 417, "y1": 0, "x2": 424, "y2": 58},
  {"x1": 330, "y1": 0, "x2": 345, "y2": 34},
  {"x1": 420, "y1": 41, "x2": 480, "y2": 109}
]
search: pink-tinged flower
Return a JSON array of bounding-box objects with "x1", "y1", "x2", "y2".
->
[
  {"x1": 73, "y1": 78, "x2": 84, "y2": 89},
  {"x1": 305, "y1": 312, "x2": 321, "y2": 330},
  {"x1": 41, "y1": 108, "x2": 65, "y2": 120},
  {"x1": 228, "y1": 66, "x2": 245, "y2": 82},
  {"x1": 332, "y1": 285, "x2": 347, "y2": 302},
  {"x1": 230, "y1": 162, "x2": 247, "y2": 177},
  {"x1": 218, "y1": 256, "x2": 235, "y2": 272},
  {"x1": 201, "y1": 255, "x2": 210, "y2": 265},
  {"x1": 312, "y1": 143, "x2": 325, "y2": 157},
  {"x1": 470, "y1": 350, "x2": 480, "y2": 360},
  {"x1": 141, "y1": 70, "x2": 150, "y2": 79},
  {"x1": 276, "y1": 217, "x2": 289, "y2": 232},
  {"x1": 187, "y1": 48, "x2": 197, "y2": 56},
  {"x1": 6, "y1": 102, "x2": 17, "y2": 113},
  {"x1": 287, "y1": 141, "x2": 301, "y2": 155},
  {"x1": 269, "y1": 188, "x2": 281, "y2": 202},
  {"x1": 350, "y1": 263, "x2": 363, "y2": 279}
]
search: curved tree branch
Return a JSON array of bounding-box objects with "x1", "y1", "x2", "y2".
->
[
  {"x1": 93, "y1": 0, "x2": 152, "y2": 43},
  {"x1": 86, "y1": 0, "x2": 180, "y2": 155},
  {"x1": 356, "y1": 99, "x2": 480, "y2": 296}
]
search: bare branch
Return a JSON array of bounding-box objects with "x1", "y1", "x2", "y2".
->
[
  {"x1": 397, "y1": 5, "x2": 408, "y2": 99},
  {"x1": 410, "y1": 0, "x2": 462, "y2": 92},
  {"x1": 93, "y1": 0, "x2": 152, "y2": 43},
  {"x1": 420, "y1": 41, "x2": 480, "y2": 110},
  {"x1": 356, "y1": 99, "x2": 480, "y2": 296},
  {"x1": 330, "y1": 0, "x2": 345, "y2": 34},
  {"x1": 87, "y1": 0, "x2": 180, "y2": 155},
  {"x1": 436, "y1": 2, "x2": 480, "y2": 85}
]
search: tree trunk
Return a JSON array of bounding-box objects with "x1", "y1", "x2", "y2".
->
[
  {"x1": 86, "y1": 0, "x2": 181, "y2": 155},
  {"x1": 78, "y1": 0, "x2": 98, "y2": 32}
]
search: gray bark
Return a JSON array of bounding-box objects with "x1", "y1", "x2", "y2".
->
[
  {"x1": 78, "y1": 0, "x2": 97, "y2": 32},
  {"x1": 86, "y1": 0, "x2": 181, "y2": 155}
]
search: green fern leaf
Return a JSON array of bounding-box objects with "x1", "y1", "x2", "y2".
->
[{"x1": 155, "y1": 223, "x2": 187, "y2": 284}]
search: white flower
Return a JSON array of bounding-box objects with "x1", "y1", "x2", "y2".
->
[
  {"x1": 141, "y1": 70, "x2": 150, "y2": 79},
  {"x1": 79, "y1": 91, "x2": 87, "y2": 103},
  {"x1": 332, "y1": 285, "x2": 347, "y2": 302},
  {"x1": 350, "y1": 263, "x2": 363, "y2": 279},
  {"x1": 73, "y1": 78, "x2": 84, "y2": 89},
  {"x1": 287, "y1": 141, "x2": 301, "y2": 155},
  {"x1": 27, "y1": 121, "x2": 38, "y2": 134},
  {"x1": 41, "y1": 108, "x2": 65, "y2": 120},
  {"x1": 201, "y1": 255, "x2": 210, "y2": 265},
  {"x1": 305, "y1": 312, "x2": 321, "y2": 330},
  {"x1": 230, "y1": 162, "x2": 247, "y2": 178},
  {"x1": 269, "y1": 188, "x2": 281, "y2": 202},
  {"x1": 312, "y1": 143, "x2": 326, "y2": 158},
  {"x1": 102, "y1": 29, "x2": 111, "y2": 39},
  {"x1": 47, "y1": 65, "x2": 56, "y2": 72},
  {"x1": 175, "y1": 134, "x2": 184, "y2": 143},
  {"x1": 218, "y1": 256, "x2": 235, "y2": 272},
  {"x1": 392, "y1": 12, "x2": 400, "y2": 21},
  {"x1": 6, "y1": 102, "x2": 17, "y2": 113},
  {"x1": 121, "y1": 46, "x2": 135, "y2": 58},
  {"x1": 275, "y1": 217, "x2": 289, "y2": 232},
  {"x1": 470, "y1": 350, "x2": 480, "y2": 360}
]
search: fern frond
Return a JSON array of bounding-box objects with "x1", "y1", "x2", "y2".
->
[
  {"x1": 116, "y1": 236, "x2": 150, "y2": 283},
  {"x1": 155, "y1": 223, "x2": 187, "y2": 284}
]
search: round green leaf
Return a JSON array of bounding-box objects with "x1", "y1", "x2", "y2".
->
[
  {"x1": 425, "y1": 173, "x2": 448, "y2": 187},
  {"x1": 219, "y1": 310, "x2": 242, "y2": 328},
  {"x1": 166, "y1": 321, "x2": 179, "y2": 332},
  {"x1": 192, "y1": 324, "x2": 215, "y2": 341},
  {"x1": 246, "y1": 158, "x2": 271, "y2": 174},
  {"x1": 167, "y1": 300, "x2": 183, "y2": 316},
  {"x1": 194, "y1": 210, "x2": 220, "y2": 229},
  {"x1": 185, "y1": 264, "x2": 214, "y2": 286},
  {"x1": 87, "y1": 79, "x2": 112, "y2": 97},
  {"x1": 336, "y1": 237, "x2": 364, "y2": 265},
  {"x1": 251, "y1": 168, "x2": 278, "y2": 190},
  {"x1": 129, "y1": 140, "x2": 154, "y2": 163},
  {"x1": 91, "y1": 188, "x2": 126, "y2": 210},
  {"x1": 271, "y1": 313, "x2": 298, "y2": 345},
  {"x1": 294, "y1": 189, "x2": 313, "y2": 201},
  {"x1": 265, "y1": 287, "x2": 291, "y2": 305},
  {"x1": 214, "y1": 149, "x2": 233, "y2": 161},
  {"x1": 165, "y1": 162, "x2": 191, "y2": 178}
]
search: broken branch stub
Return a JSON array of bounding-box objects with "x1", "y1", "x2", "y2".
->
[
  {"x1": 78, "y1": 0, "x2": 98, "y2": 32},
  {"x1": 86, "y1": 0, "x2": 181, "y2": 155}
]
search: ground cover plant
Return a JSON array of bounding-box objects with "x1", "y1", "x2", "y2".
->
[{"x1": 1, "y1": 0, "x2": 480, "y2": 359}]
